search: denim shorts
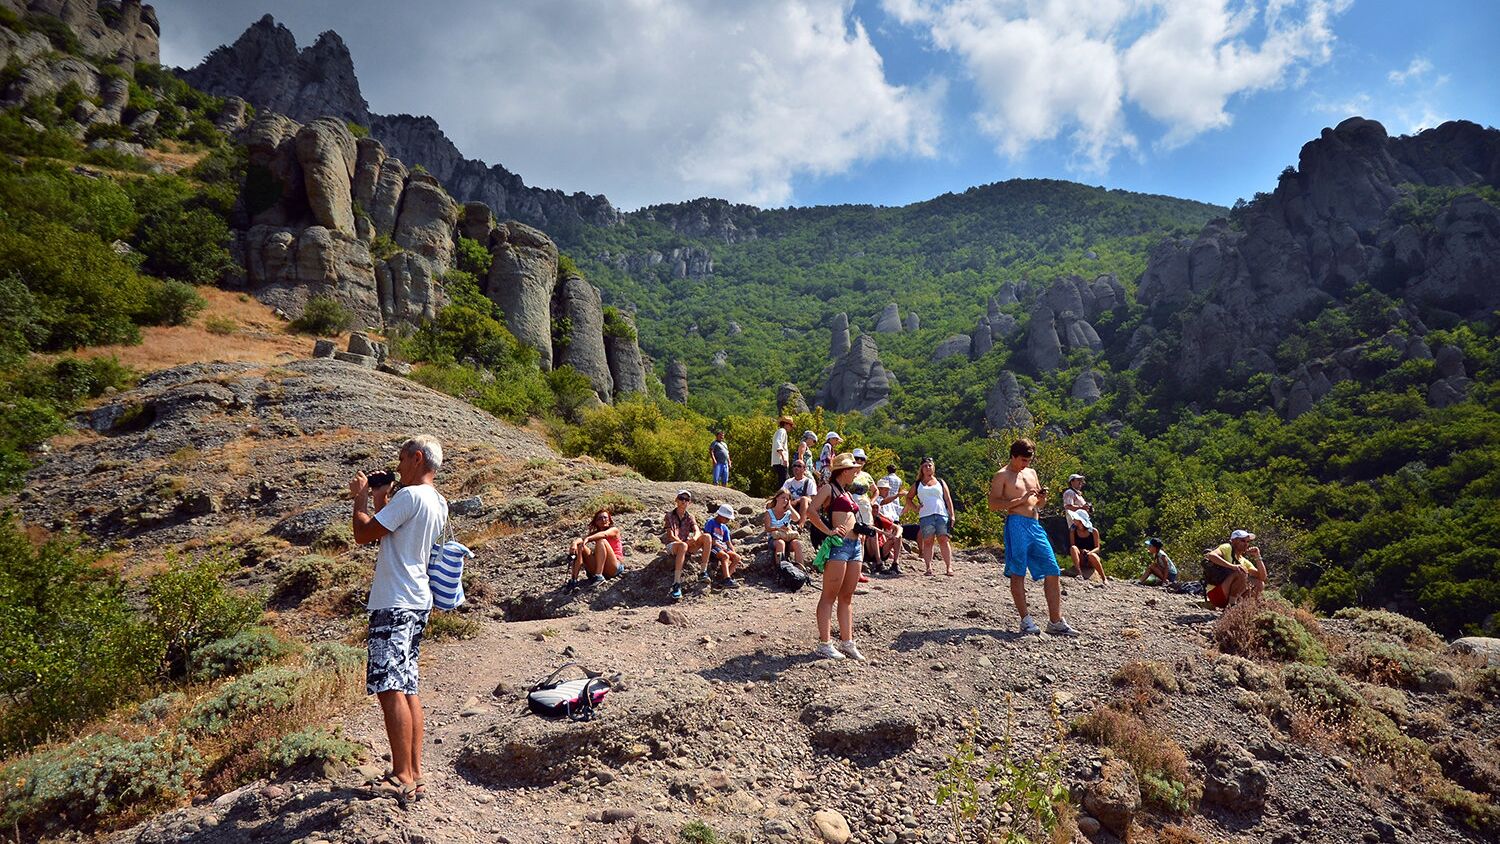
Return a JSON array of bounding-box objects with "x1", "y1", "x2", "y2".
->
[
  {"x1": 713, "y1": 463, "x2": 730, "y2": 484},
  {"x1": 828, "y1": 536, "x2": 863, "y2": 562},
  {"x1": 366, "y1": 607, "x2": 430, "y2": 695},
  {"x1": 919, "y1": 513, "x2": 951, "y2": 538}
]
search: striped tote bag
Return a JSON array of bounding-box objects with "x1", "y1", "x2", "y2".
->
[{"x1": 427, "y1": 498, "x2": 473, "y2": 611}]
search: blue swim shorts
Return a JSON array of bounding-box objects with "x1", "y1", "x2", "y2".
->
[{"x1": 1003, "y1": 515, "x2": 1061, "y2": 581}]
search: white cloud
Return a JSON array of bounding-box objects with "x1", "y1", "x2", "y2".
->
[
  {"x1": 389, "y1": 0, "x2": 941, "y2": 208},
  {"x1": 886, "y1": 0, "x2": 1350, "y2": 167},
  {"x1": 1387, "y1": 56, "x2": 1432, "y2": 84}
]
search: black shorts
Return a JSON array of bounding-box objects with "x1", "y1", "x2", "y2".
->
[{"x1": 773, "y1": 464, "x2": 789, "y2": 486}]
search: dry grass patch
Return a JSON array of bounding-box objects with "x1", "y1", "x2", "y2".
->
[
  {"x1": 1073, "y1": 707, "x2": 1199, "y2": 814},
  {"x1": 1111, "y1": 660, "x2": 1179, "y2": 710}
]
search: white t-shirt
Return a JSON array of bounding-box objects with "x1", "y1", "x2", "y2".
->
[
  {"x1": 1063, "y1": 487, "x2": 1088, "y2": 521},
  {"x1": 916, "y1": 480, "x2": 948, "y2": 518},
  {"x1": 771, "y1": 427, "x2": 788, "y2": 466},
  {"x1": 367, "y1": 484, "x2": 447, "y2": 611},
  {"x1": 782, "y1": 475, "x2": 817, "y2": 498}
]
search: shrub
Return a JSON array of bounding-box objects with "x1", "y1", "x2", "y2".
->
[
  {"x1": 1215, "y1": 598, "x2": 1329, "y2": 665},
  {"x1": 935, "y1": 702, "x2": 1072, "y2": 843},
  {"x1": 0, "y1": 732, "x2": 202, "y2": 832},
  {"x1": 1251, "y1": 611, "x2": 1329, "y2": 665},
  {"x1": 183, "y1": 666, "x2": 305, "y2": 735},
  {"x1": 289, "y1": 295, "x2": 352, "y2": 335},
  {"x1": 133, "y1": 692, "x2": 185, "y2": 725},
  {"x1": 679, "y1": 820, "x2": 719, "y2": 844},
  {"x1": 304, "y1": 641, "x2": 365, "y2": 675},
  {"x1": 135, "y1": 206, "x2": 238, "y2": 284},
  {"x1": 455, "y1": 236, "x2": 491, "y2": 276},
  {"x1": 190, "y1": 628, "x2": 297, "y2": 682},
  {"x1": 1282, "y1": 663, "x2": 1365, "y2": 719},
  {"x1": 561, "y1": 396, "x2": 711, "y2": 481},
  {"x1": 0, "y1": 522, "x2": 156, "y2": 751},
  {"x1": 0, "y1": 220, "x2": 152, "y2": 348},
  {"x1": 409, "y1": 361, "x2": 552, "y2": 423},
  {"x1": 272, "y1": 554, "x2": 361, "y2": 602},
  {"x1": 255, "y1": 726, "x2": 365, "y2": 775},
  {"x1": 144, "y1": 553, "x2": 264, "y2": 679},
  {"x1": 370, "y1": 233, "x2": 401, "y2": 260},
  {"x1": 1111, "y1": 660, "x2": 1179, "y2": 708},
  {"x1": 582, "y1": 491, "x2": 643, "y2": 516},
  {"x1": 312, "y1": 520, "x2": 355, "y2": 553},
  {"x1": 139, "y1": 279, "x2": 207, "y2": 327},
  {"x1": 425, "y1": 610, "x2": 481, "y2": 641},
  {"x1": 602, "y1": 305, "x2": 636, "y2": 340},
  {"x1": 204, "y1": 314, "x2": 237, "y2": 335},
  {"x1": 1337, "y1": 640, "x2": 1436, "y2": 689},
  {"x1": 1332, "y1": 607, "x2": 1443, "y2": 651},
  {"x1": 498, "y1": 496, "x2": 551, "y2": 525},
  {"x1": 1073, "y1": 707, "x2": 1199, "y2": 813}
]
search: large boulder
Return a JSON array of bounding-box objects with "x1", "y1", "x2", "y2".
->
[
  {"x1": 829, "y1": 312, "x2": 850, "y2": 360},
  {"x1": 555, "y1": 275, "x2": 614, "y2": 403},
  {"x1": 243, "y1": 112, "x2": 305, "y2": 229},
  {"x1": 1195, "y1": 738, "x2": 1270, "y2": 811},
  {"x1": 376, "y1": 251, "x2": 441, "y2": 324},
  {"x1": 603, "y1": 311, "x2": 649, "y2": 397},
  {"x1": 241, "y1": 224, "x2": 380, "y2": 329},
  {"x1": 486, "y1": 222, "x2": 559, "y2": 370},
  {"x1": 931, "y1": 335, "x2": 971, "y2": 363},
  {"x1": 293, "y1": 118, "x2": 358, "y2": 237},
  {"x1": 1083, "y1": 758, "x2": 1139, "y2": 837},
  {"x1": 392, "y1": 171, "x2": 460, "y2": 267},
  {"x1": 350, "y1": 137, "x2": 386, "y2": 226},
  {"x1": 458, "y1": 201, "x2": 495, "y2": 243},
  {"x1": 800, "y1": 689, "x2": 924, "y2": 762},
  {"x1": 1072, "y1": 370, "x2": 1103, "y2": 405},
  {"x1": 777, "y1": 383, "x2": 809, "y2": 415},
  {"x1": 985, "y1": 372, "x2": 1032, "y2": 431},
  {"x1": 903, "y1": 312, "x2": 920, "y2": 331},
  {"x1": 1026, "y1": 308, "x2": 1063, "y2": 372},
  {"x1": 816, "y1": 334, "x2": 891, "y2": 414},
  {"x1": 874, "y1": 303, "x2": 902, "y2": 333},
  {"x1": 665, "y1": 361, "x2": 689, "y2": 403}
]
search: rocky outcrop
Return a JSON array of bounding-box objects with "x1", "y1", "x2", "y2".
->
[
  {"x1": 1269, "y1": 327, "x2": 1452, "y2": 418},
  {"x1": 180, "y1": 16, "x2": 620, "y2": 232},
  {"x1": 392, "y1": 172, "x2": 460, "y2": 266},
  {"x1": 21, "y1": 0, "x2": 158, "y2": 63},
  {"x1": 815, "y1": 334, "x2": 894, "y2": 414},
  {"x1": 294, "y1": 118, "x2": 358, "y2": 237},
  {"x1": 829, "y1": 313, "x2": 850, "y2": 360},
  {"x1": 874, "y1": 303, "x2": 903, "y2": 333},
  {"x1": 984, "y1": 372, "x2": 1032, "y2": 431},
  {"x1": 1071, "y1": 370, "x2": 1103, "y2": 405},
  {"x1": 903, "y1": 312, "x2": 920, "y2": 331},
  {"x1": 1134, "y1": 118, "x2": 1500, "y2": 406},
  {"x1": 665, "y1": 361, "x2": 689, "y2": 403},
  {"x1": 241, "y1": 223, "x2": 380, "y2": 329},
  {"x1": 596, "y1": 246, "x2": 713, "y2": 279},
  {"x1": 603, "y1": 312, "x2": 648, "y2": 398},
  {"x1": 931, "y1": 335, "x2": 971, "y2": 363},
  {"x1": 556, "y1": 275, "x2": 614, "y2": 403},
  {"x1": 776, "y1": 383, "x2": 809, "y2": 415},
  {"x1": 1025, "y1": 276, "x2": 1108, "y2": 372},
  {"x1": 634, "y1": 197, "x2": 761, "y2": 243},
  {"x1": 486, "y1": 222, "x2": 560, "y2": 370}
]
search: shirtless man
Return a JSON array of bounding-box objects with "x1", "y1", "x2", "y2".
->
[{"x1": 988, "y1": 438, "x2": 1078, "y2": 636}]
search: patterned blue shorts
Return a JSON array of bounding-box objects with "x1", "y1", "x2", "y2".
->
[{"x1": 366, "y1": 607, "x2": 430, "y2": 695}]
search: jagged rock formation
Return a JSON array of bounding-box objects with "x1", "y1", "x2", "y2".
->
[
  {"x1": 932, "y1": 335, "x2": 971, "y2": 363},
  {"x1": 179, "y1": 15, "x2": 619, "y2": 233},
  {"x1": 485, "y1": 221, "x2": 558, "y2": 370},
  {"x1": 874, "y1": 303, "x2": 903, "y2": 333},
  {"x1": 665, "y1": 361, "x2": 689, "y2": 403},
  {"x1": 829, "y1": 313, "x2": 850, "y2": 360},
  {"x1": 776, "y1": 383, "x2": 809, "y2": 415},
  {"x1": 634, "y1": 197, "x2": 761, "y2": 244},
  {"x1": 16, "y1": 0, "x2": 157, "y2": 63},
  {"x1": 984, "y1": 372, "x2": 1032, "y2": 431},
  {"x1": 604, "y1": 312, "x2": 648, "y2": 398},
  {"x1": 1025, "y1": 276, "x2": 1114, "y2": 372},
  {"x1": 815, "y1": 334, "x2": 894, "y2": 414},
  {"x1": 971, "y1": 323, "x2": 994, "y2": 358},
  {"x1": 236, "y1": 113, "x2": 451, "y2": 328},
  {"x1": 710, "y1": 350, "x2": 728, "y2": 369},
  {"x1": 903, "y1": 312, "x2": 920, "y2": 331},
  {"x1": 1134, "y1": 117, "x2": 1500, "y2": 409},
  {"x1": 595, "y1": 246, "x2": 713, "y2": 279},
  {"x1": 1072, "y1": 370, "x2": 1103, "y2": 406},
  {"x1": 556, "y1": 274, "x2": 614, "y2": 403},
  {"x1": 1269, "y1": 325, "x2": 1454, "y2": 418}
]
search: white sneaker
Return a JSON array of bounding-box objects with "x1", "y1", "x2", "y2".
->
[
  {"x1": 1046, "y1": 619, "x2": 1080, "y2": 637},
  {"x1": 837, "y1": 639, "x2": 867, "y2": 661},
  {"x1": 814, "y1": 641, "x2": 846, "y2": 660},
  {"x1": 1019, "y1": 616, "x2": 1042, "y2": 635}
]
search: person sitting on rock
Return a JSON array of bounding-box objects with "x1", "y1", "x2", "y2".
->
[
  {"x1": 1062, "y1": 473, "x2": 1092, "y2": 526},
  {"x1": 703, "y1": 504, "x2": 743, "y2": 588},
  {"x1": 1068, "y1": 511, "x2": 1107, "y2": 585},
  {"x1": 764, "y1": 489, "x2": 804, "y2": 567},
  {"x1": 567, "y1": 509, "x2": 623, "y2": 589},
  {"x1": 878, "y1": 465, "x2": 904, "y2": 520},
  {"x1": 1141, "y1": 537, "x2": 1177, "y2": 585},
  {"x1": 781, "y1": 459, "x2": 818, "y2": 521},
  {"x1": 1204, "y1": 529, "x2": 1267, "y2": 609},
  {"x1": 873, "y1": 477, "x2": 904, "y2": 575},
  {"x1": 663, "y1": 490, "x2": 712, "y2": 601}
]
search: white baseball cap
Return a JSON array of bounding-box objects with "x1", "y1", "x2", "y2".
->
[
  {"x1": 1068, "y1": 473, "x2": 1085, "y2": 482},
  {"x1": 852, "y1": 448, "x2": 868, "y2": 459},
  {"x1": 716, "y1": 504, "x2": 735, "y2": 519},
  {"x1": 1230, "y1": 529, "x2": 1256, "y2": 541}
]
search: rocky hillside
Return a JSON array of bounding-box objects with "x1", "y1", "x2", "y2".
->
[{"x1": 180, "y1": 14, "x2": 619, "y2": 233}]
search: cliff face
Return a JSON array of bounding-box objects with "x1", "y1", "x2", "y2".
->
[
  {"x1": 179, "y1": 15, "x2": 618, "y2": 233},
  {"x1": 1132, "y1": 117, "x2": 1500, "y2": 414}
]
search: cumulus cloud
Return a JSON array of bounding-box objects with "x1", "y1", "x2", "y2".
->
[
  {"x1": 1388, "y1": 56, "x2": 1433, "y2": 85},
  {"x1": 885, "y1": 0, "x2": 1350, "y2": 167},
  {"x1": 157, "y1": 0, "x2": 938, "y2": 209}
]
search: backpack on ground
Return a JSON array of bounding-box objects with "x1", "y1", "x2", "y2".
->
[
  {"x1": 427, "y1": 496, "x2": 472, "y2": 611},
  {"x1": 527, "y1": 663, "x2": 611, "y2": 721},
  {"x1": 776, "y1": 556, "x2": 810, "y2": 590}
]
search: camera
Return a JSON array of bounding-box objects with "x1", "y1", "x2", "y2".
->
[
  {"x1": 849, "y1": 482, "x2": 869, "y2": 496},
  {"x1": 854, "y1": 524, "x2": 877, "y2": 537},
  {"x1": 367, "y1": 470, "x2": 395, "y2": 489}
]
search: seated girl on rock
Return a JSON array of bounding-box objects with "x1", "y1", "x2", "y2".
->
[
  {"x1": 765, "y1": 488, "x2": 804, "y2": 566},
  {"x1": 567, "y1": 509, "x2": 623, "y2": 589}
]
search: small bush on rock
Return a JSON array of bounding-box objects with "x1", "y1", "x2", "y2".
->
[
  {"x1": 498, "y1": 496, "x2": 550, "y2": 525},
  {"x1": 272, "y1": 554, "x2": 361, "y2": 602},
  {"x1": 289, "y1": 295, "x2": 351, "y2": 335},
  {"x1": 133, "y1": 692, "x2": 185, "y2": 724},
  {"x1": 582, "y1": 491, "x2": 643, "y2": 516},
  {"x1": 1333, "y1": 607, "x2": 1443, "y2": 651},
  {"x1": 1073, "y1": 707, "x2": 1199, "y2": 813},
  {"x1": 184, "y1": 666, "x2": 304, "y2": 735},
  {"x1": 0, "y1": 732, "x2": 202, "y2": 833},
  {"x1": 190, "y1": 628, "x2": 297, "y2": 682},
  {"x1": 255, "y1": 726, "x2": 365, "y2": 775},
  {"x1": 1252, "y1": 611, "x2": 1329, "y2": 665},
  {"x1": 1337, "y1": 639, "x2": 1436, "y2": 689}
]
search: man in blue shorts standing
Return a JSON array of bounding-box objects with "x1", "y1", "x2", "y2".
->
[
  {"x1": 988, "y1": 438, "x2": 1077, "y2": 636},
  {"x1": 710, "y1": 431, "x2": 731, "y2": 487}
]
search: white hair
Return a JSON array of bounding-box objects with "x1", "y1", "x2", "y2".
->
[{"x1": 402, "y1": 435, "x2": 443, "y2": 472}]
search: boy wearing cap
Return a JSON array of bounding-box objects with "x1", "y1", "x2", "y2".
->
[
  {"x1": 1204, "y1": 530, "x2": 1266, "y2": 608},
  {"x1": 703, "y1": 504, "x2": 744, "y2": 587},
  {"x1": 988, "y1": 438, "x2": 1078, "y2": 636},
  {"x1": 781, "y1": 459, "x2": 818, "y2": 521},
  {"x1": 771, "y1": 416, "x2": 794, "y2": 487},
  {"x1": 663, "y1": 490, "x2": 712, "y2": 601},
  {"x1": 1141, "y1": 538, "x2": 1177, "y2": 585}
]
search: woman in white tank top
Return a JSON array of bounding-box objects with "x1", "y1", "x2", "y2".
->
[{"x1": 904, "y1": 458, "x2": 955, "y2": 576}]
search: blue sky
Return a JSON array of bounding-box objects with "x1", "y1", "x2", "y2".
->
[{"x1": 157, "y1": 1, "x2": 1499, "y2": 211}]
